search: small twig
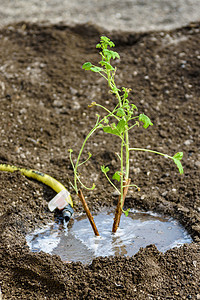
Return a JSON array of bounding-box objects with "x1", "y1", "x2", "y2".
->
[
  {"x1": 78, "y1": 189, "x2": 100, "y2": 236},
  {"x1": 112, "y1": 178, "x2": 131, "y2": 233}
]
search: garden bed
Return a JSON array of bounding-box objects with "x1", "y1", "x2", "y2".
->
[{"x1": 0, "y1": 21, "x2": 199, "y2": 299}]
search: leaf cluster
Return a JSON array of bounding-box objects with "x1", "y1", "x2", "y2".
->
[
  {"x1": 173, "y1": 152, "x2": 184, "y2": 174},
  {"x1": 83, "y1": 37, "x2": 153, "y2": 140},
  {"x1": 82, "y1": 36, "x2": 120, "y2": 80}
]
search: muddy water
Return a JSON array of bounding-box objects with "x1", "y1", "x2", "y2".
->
[{"x1": 26, "y1": 209, "x2": 192, "y2": 264}]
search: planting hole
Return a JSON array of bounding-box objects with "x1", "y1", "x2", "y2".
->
[{"x1": 26, "y1": 209, "x2": 192, "y2": 264}]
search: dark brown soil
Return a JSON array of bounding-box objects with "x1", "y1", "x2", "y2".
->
[{"x1": 0, "y1": 21, "x2": 199, "y2": 299}]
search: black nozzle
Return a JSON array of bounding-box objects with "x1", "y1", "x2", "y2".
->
[{"x1": 61, "y1": 204, "x2": 74, "y2": 222}]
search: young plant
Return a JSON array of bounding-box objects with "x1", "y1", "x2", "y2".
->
[{"x1": 69, "y1": 36, "x2": 183, "y2": 235}]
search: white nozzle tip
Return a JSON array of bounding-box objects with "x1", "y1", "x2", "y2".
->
[{"x1": 48, "y1": 189, "x2": 70, "y2": 212}]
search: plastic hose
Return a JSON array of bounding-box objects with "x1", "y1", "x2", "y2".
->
[{"x1": 0, "y1": 163, "x2": 73, "y2": 208}]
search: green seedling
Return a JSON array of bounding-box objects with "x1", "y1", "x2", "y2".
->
[{"x1": 69, "y1": 36, "x2": 183, "y2": 234}]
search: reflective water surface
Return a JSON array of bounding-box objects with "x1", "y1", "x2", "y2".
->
[{"x1": 26, "y1": 209, "x2": 192, "y2": 264}]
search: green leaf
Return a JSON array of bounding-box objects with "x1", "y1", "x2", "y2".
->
[
  {"x1": 101, "y1": 165, "x2": 109, "y2": 174},
  {"x1": 91, "y1": 183, "x2": 96, "y2": 190},
  {"x1": 104, "y1": 49, "x2": 120, "y2": 60},
  {"x1": 100, "y1": 36, "x2": 115, "y2": 48},
  {"x1": 173, "y1": 159, "x2": 184, "y2": 174},
  {"x1": 88, "y1": 101, "x2": 97, "y2": 108},
  {"x1": 82, "y1": 62, "x2": 92, "y2": 70},
  {"x1": 116, "y1": 108, "x2": 126, "y2": 117},
  {"x1": 103, "y1": 117, "x2": 109, "y2": 124},
  {"x1": 103, "y1": 125, "x2": 120, "y2": 136},
  {"x1": 123, "y1": 102, "x2": 130, "y2": 109},
  {"x1": 122, "y1": 208, "x2": 130, "y2": 217},
  {"x1": 100, "y1": 61, "x2": 114, "y2": 70},
  {"x1": 116, "y1": 119, "x2": 126, "y2": 134},
  {"x1": 90, "y1": 66, "x2": 103, "y2": 73},
  {"x1": 131, "y1": 104, "x2": 138, "y2": 111},
  {"x1": 88, "y1": 152, "x2": 92, "y2": 158},
  {"x1": 111, "y1": 86, "x2": 121, "y2": 93},
  {"x1": 173, "y1": 152, "x2": 183, "y2": 160},
  {"x1": 103, "y1": 120, "x2": 125, "y2": 136},
  {"x1": 82, "y1": 63, "x2": 103, "y2": 73},
  {"x1": 122, "y1": 87, "x2": 129, "y2": 99},
  {"x1": 110, "y1": 123, "x2": 117, "y2": 130},
  {"x1": 103, "y1": 49, "x2": 112, "y2": 61},
  {"x1": 96, "y1": 37, "x2": 115, "y2": 50},
  {"x1": 112, "y1": 171, "x2": 121, "y2": 182},
  {"x1": 173, "y1": 152, "x2": 184, "y2": 174},
  {"x1": 139, "y1": 113, "x2": 153, "y2": 129}
]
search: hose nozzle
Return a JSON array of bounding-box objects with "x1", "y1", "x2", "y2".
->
[
  {"x1": 48, "y1": 189, "x2": 73, "y2": 222},
  {"x1": 61, "y1": 204, "x2": 74, "y2": 222}
]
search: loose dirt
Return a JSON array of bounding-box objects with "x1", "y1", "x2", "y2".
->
[{"x1": 0, "y1": 21, "x2": 199, "y2": 299}]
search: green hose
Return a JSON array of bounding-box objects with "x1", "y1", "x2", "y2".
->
[{"x1": 0, "y1": 163, "x2": 73, "y2": 207}]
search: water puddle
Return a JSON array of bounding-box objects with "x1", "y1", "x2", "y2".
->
[{"x1": 26, "y1": 209, "x2": 192, "y2": 264}]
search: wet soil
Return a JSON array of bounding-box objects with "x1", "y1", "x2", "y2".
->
[{"x1": 0, "y1": 21, "x2": 199, "y2": 299}]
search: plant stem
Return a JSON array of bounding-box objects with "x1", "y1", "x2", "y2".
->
[
  {"x1": 115, "y1": 90, "x2": 122, "y2": 108},
  {"x1": 112, "y1": 178, "x2": 131, "y2": 233},
  {"x1": 129, "y1": 148, "x2": 172, "y2": 159},
  {"x1": 125, "y1": 130, "x2": 129, "y2": 180},
  {"x1": 78, "y1": 189, "x2": 100, "y2": 236},
  {"x1": 120, "y1": 136, "x2": 124, "y2": 204},
  {"x1": 74, "y1": 125, "x2": 99, "y2": 193},
  {"x1": 104, "y1": 172, "x2": 120, "y2": 195},
  {"x1": 95, "y1": 103, "x2": 120, "y2": 121}
]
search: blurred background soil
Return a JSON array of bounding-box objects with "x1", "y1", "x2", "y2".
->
[{"x1": 0, "y1": 0, "x2": 200, "y2": 32}]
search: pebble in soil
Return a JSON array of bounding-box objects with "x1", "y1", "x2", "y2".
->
[{"x1": 26, "y1": 208, "x2": 192, "y2": 265}]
